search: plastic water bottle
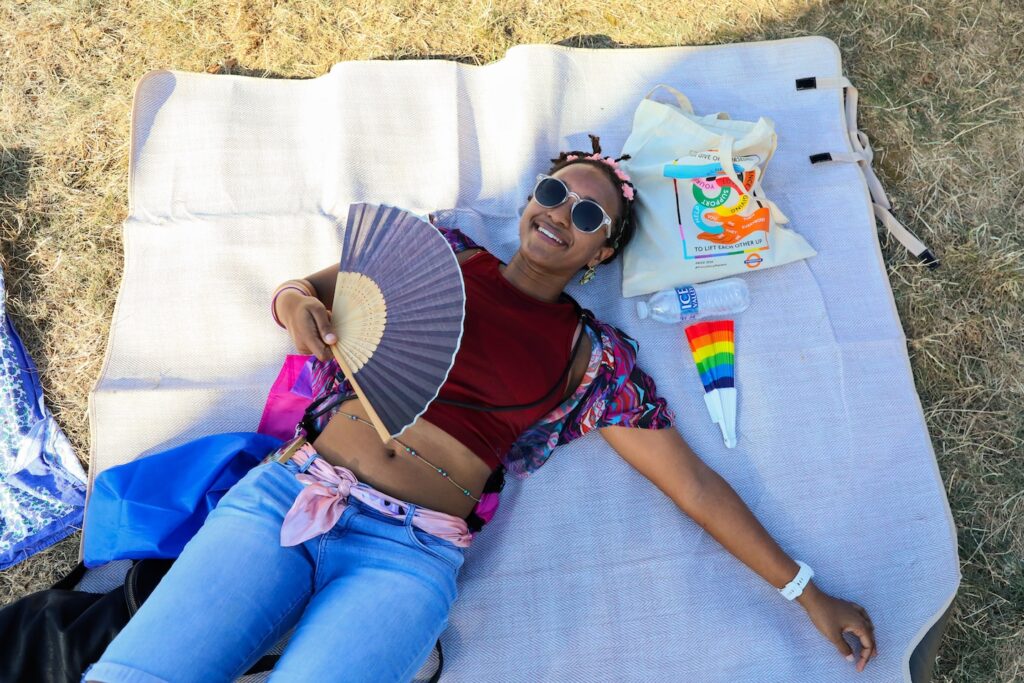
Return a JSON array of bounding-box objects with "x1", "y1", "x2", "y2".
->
[{"x1": 635, "y1": 278, "x2": 750, "y2": 323}]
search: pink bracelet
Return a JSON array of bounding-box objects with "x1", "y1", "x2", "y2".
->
[{"x1": 271, "y1": 285, "x2": 311, "y2": 329}]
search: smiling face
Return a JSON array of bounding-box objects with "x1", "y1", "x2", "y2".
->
[{"x1": 517, "y1": 162, "x2": 622, "y2": 278}]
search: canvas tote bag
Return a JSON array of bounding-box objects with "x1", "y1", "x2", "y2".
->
[{"x1": 619, "y1": 85, "x2": 817, "y2": 297}]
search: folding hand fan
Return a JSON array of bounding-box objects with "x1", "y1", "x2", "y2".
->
[
  {"x1": 329, "y1": 203, "x2": 466, "y2": 442},
  {"x1": 684, "y1": 320, "x2": 737, "y2": 448}
]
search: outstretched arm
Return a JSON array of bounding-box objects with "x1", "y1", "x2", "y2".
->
[{"x1": 600, "y1": 424, "x2": 877, "y2": 673}]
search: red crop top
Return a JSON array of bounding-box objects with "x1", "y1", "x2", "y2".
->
[{"x1": 419, "y1": 250, "x2": 581, "y2": 471}]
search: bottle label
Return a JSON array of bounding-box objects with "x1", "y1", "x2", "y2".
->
[{"x1": 674, "y1": 285, "x2": 699, "y2": 317}]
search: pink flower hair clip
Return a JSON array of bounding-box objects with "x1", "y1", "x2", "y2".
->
[
  {"x1": 600, "y1": 157, "x2": 636, "y2": 201},
  {"x1": 561, "y1": 151, "x2": 636, "y2": 202}
]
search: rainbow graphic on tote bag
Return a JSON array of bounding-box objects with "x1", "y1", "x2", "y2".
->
[{"x1": 664, "y1": 152, "x2": 772, "y2": 263}]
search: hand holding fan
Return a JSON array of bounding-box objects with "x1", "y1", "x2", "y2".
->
[{"x1": 329, "y1": 203, "x2": 466, "y2": 442}]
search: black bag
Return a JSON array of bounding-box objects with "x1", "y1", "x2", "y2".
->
[
  {"x1": 0, "y1": 558, "x2": 280, "y2": 683},
  {"x1": 0, "y1": 558, "x2": 444, "y2": 682}
]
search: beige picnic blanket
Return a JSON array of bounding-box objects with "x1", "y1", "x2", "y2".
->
[{"x1": 83, "y1": 38, "x2": 958, "y2": 682}]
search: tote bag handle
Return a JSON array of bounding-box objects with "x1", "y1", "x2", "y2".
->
[
  {"x1": 644, "y1": 84, "x2": 694, "y2": 113},
  {"x1": 718, "y1": 136, "x2": 749, "y2": 197},
  {"x1": 720, "y1": 136, "x2": 791, "y2": 224}
]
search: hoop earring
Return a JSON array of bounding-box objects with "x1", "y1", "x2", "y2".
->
[{"x1": 579, "y1": 264, "x2": 597, "y2": 285}]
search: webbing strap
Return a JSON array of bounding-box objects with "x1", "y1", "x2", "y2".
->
[{"x1": 798, "y1": 76, "x2": 938, "y2": 268}]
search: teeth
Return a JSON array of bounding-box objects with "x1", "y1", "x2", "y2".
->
[{"x1": 537, "y1": 224, "x2": 565, "y2": 245}]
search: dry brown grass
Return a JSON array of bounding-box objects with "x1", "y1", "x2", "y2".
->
[{"x1": 1, "y1": 0, "x2": 1022, "y2": 679}]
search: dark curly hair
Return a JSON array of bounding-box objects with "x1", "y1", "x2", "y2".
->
[{"x1": 544, "y1": 134, "x2": 637, "y2": 267}]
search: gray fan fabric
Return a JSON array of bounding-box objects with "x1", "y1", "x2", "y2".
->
[{"x1": 81, "y1": 39, "x2": 958, "y2": 682}]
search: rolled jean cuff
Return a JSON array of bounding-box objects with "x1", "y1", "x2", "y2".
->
[{"x1": 82, "y1": 661, "x2": 171, "y2": 683}]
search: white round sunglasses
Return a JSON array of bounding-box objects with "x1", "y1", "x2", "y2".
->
[{"x1": 531, "y1": 174, "x2": 614, "y2": 239}]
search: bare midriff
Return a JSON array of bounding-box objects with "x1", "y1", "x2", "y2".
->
[
  {"x1": 305, "y1": 246, "x2": 590, "y2": 519},
  {"x1": 311, "y1": 397, "x2": 494, "y2": 519}
]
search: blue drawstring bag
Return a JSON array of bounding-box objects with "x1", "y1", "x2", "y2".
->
[{"x1": 82, "y1": 432, "x2": 282, "y2": 568}]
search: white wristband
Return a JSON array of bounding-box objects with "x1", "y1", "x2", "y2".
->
[{"x1": 780, "y1": 561, "x2": 814, "y2": 600}]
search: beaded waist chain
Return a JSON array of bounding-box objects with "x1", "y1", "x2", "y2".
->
[{"x1": 294, "y1": 396, "x2": 507, "y2": 533}]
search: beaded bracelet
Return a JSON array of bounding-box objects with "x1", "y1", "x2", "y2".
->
[{"x1": 271, "y1": 280, "x2": 316, "y2": 329}]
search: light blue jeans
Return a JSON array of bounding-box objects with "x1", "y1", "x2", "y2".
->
[{"x1": 82, "y1": 456, "x2": 465, "y2": 683}]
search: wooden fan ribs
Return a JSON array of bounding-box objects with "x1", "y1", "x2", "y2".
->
[{"x1": 332, "y1": 272, "x2": 387, "y2": 371}]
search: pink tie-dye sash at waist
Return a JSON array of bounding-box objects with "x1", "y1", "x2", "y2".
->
[{"x1": 278, "y1": 444, "x2": 474, "y2": 548}]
